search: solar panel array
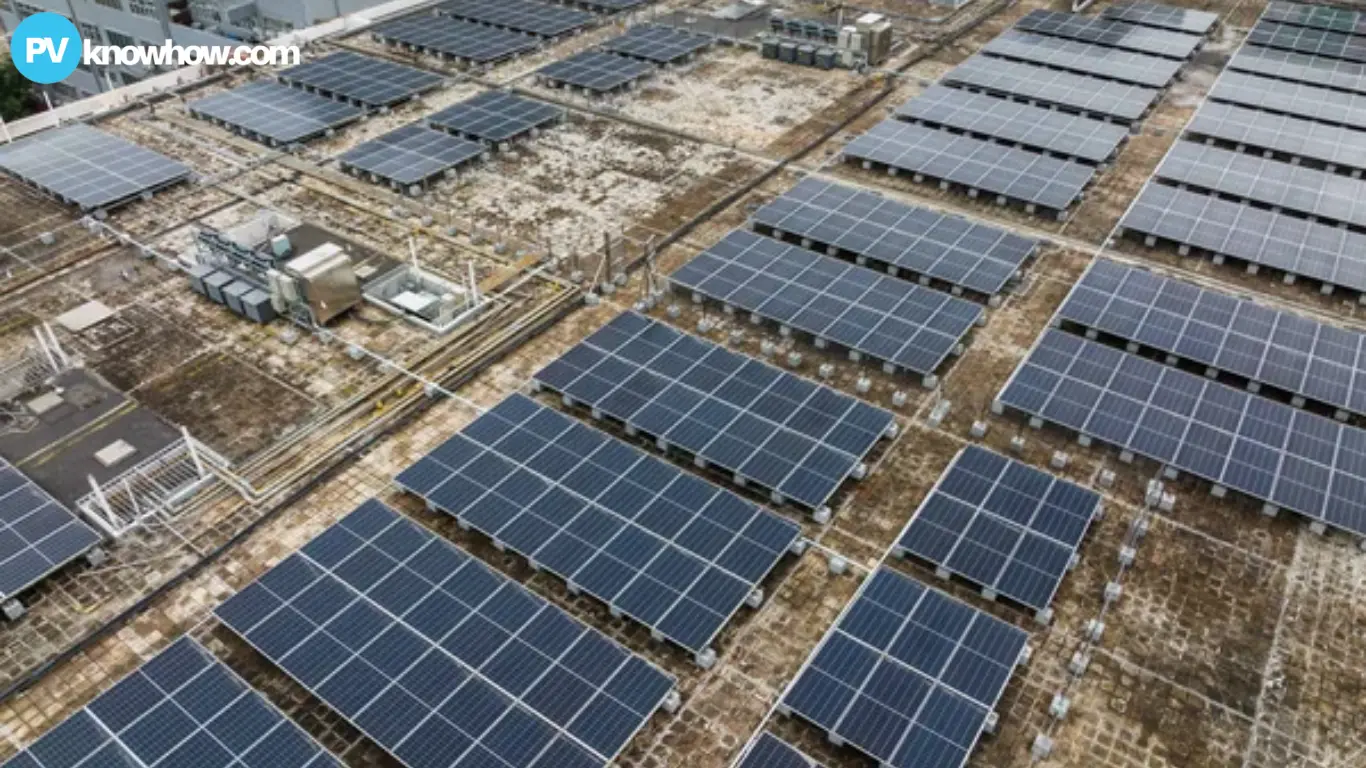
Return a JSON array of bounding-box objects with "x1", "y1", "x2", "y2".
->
[
  {"x1": 576, "y1": 0, "x2": 651, "y2": 11},
  {"x1": 0, "y1": 458, "x2": 101, "y2": 604},
  {"x1": 981, "y1": 30, "x2": 1183, "y2": 88},
  {"x1": 843, "y1": 119, "x2": 1095, "y2": 212},
  {"x1": 603, "y1": 24, "x2": 713, "y2": 64},
  {"x1": 538, "y1": 51, "x2": 653, "y2": 92},
  {"x1": 188, "y1": 81, "x2": 363, "y2": 146},
  {"x1": 429, "y1": 91, "x2": 563, "y2": 143},
  {"x1": 1264, "y1": 0, "x2": 1366, "y2": 34},
  {"x1": 736, "y1": 733, "x2": 826, "y2": 768},
  {"x1": 0, "y1": 637, "x2": 340, "y2": 768},
  {"x1": 1102, "y1": 2, "x2": 1219, "y2": 34},
  {"x1": 394, "y1": 393, "x2": 801, "y2": 657},
  {"x1": 895, "y1": 446, "x2": 1100, "y2": 612},
  {"x1": 1249, "y1": 20, "x2": 1366, "y2": 63},
  {"x1": 338, "y1": 124, "x2": 485, "y2": 187},
  {"x1": 1120, "y1": 183, "x2": 1366, "y2": 292},
  {"x1": 0, "y1": 123, "x2": 190, "y2": 211},
  {"x1": 533, "y1": 312, "x2": 896, "y2": 511},
  {"x1": 439, "y1": 0, "x2": 592, "y2": 37},
  {"x1": 897, "y1": 84, "x2": 1130, "y2": 165},
  {"x1": 942, "y1": 55, "x2": 1159, "y2": 122},
  {"x1": 750, "y1": 177, "x2": 1038, "y2": 296},
  {"x1": 278, "y1": 51, "x2": 444, "y2": 108},
  {"x1": 998, "y1": 329, "x2": 1366, "y2": 536},
  {"x1": 781, "y1": 566, "x2": 1029, "y2": 768},
  {"x1": 372, "y1": 15, "x2": 542, "y2": 64},
  {"x1": 1187, "y1": 100, "x2": 1366, "y2": 171},
  {"x1": 1013, "y1": 9, "x2": 1203, "y2": 59},
  {"x1": 668, "y1": 230, "x2": 985, "y2": 378},
  {"x1": 1058, "y1": 259, "x2": 1366, "y2": 419},
  {"x1": 1213, "y1": 68, "x2": 1366, "y2": 125},
  {"x1": 216, "y1": 499, "x2": 676, "y2": 768},
  {"x1": 1228, "y1": 45, "x2": 1366, "y2": 94}
]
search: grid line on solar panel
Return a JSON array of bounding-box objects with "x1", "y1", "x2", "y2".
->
[
  {"x1": 997, "y1": 329, "x2": 1366, "y2": 535},
  {"x1": 0, "y1": 123, "x2": 190, "y2": 211},
  {"x1": 1264, "y1": 0, "x2": 1366, "y2": 34},
  {"x1": 216, "y1": 499, "x2": 676, "y2": 767},
  {"x1": 942, "y1": 55, "x2": 1159, "y2": 122},
  {"x1": 338, "y1": 124, "x2": 485, "y2": 187},
  {"x1": 668, "y1": 230, "x2": 985, "y2": 378},
  {"x1": 537, "y1": 51, "x2": 653, "y2": 91},
  {"x1": 532, "y1": 312, "x2": 896, "y2": 512},
  {"x1": 1101, "y1": 2, "x2": 1219, "y2": 34},
  {"x1": 0, "y1": 637, "x2": 340, "y2": 768},
  {"x1": 894, "y1": 446, "x2": 1100, "y2": 613},
  {"x1": 981, "y1": 29, "x2": 1183, "y2": 87},
  {"x1": 1057, "y1": 258, "x2": 1366, "y2": 420},
  {"x1": 1119, "y1": 182, "x2": 1366, "y2": 293},
  {"x1": 1249, "y1": 19, "x2": 1366, "y2": 63},
  {"x1": 394, "y1": 394, "x2": 801, "y2": 657},
  {"x1": 896, "y1": 84, "x2": 1130, "y2": 165},
  {"x1": 188, "y1": 81, "x2": 364, "y2": 146},
  {"x1": 1014, "y1": 9, "x2": 1203, "y2": 59},
  {"x1": 736, "y1": 733, "x2": 826, "y2": 768},
  {"x1": 0, "y1": 459, "x2": 101, "y2": 603},
  {"x1": 1154, "y1": 140, "x2": 1366, "y2": 229},
  {"x1": 438, "y1": 0, "x2": 592, "y2": 37},
  {"x1": 780, "y1": 566, "x2": 1028, "y2": 768},
  {"x1": 602, "y1": 24, "x2": 713, "y2": 63},
  {"x1": 1186, "y1": 100, "x2": 1366, "y2": 172},
  {"x1": 1229, "y1": 45, "x2": 1366, "y2": 95},
  {"x1": 278, "y1": 51, "x2": 444, "y2": 108},
  {"x1": 1212, "y1": 69, "x2": 1366, "y2": 127},
  {"x1": 843, "y1": 120, "x2": 1095, "y2": 212},
  {"x1": 749, "y1": 177, "x2": 1037, "y2": 297},
  {"x1": 372, "y1": 14, "x2": 542, "y2": 64},
  {"x1": 428, "y1": 91, "x2": 563, "y2": 143}
]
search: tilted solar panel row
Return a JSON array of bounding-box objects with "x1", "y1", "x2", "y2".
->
[
  {"x1": 1248, "y1": 20, "x2": 1366, "y2": 64},
  {"x1": 1212, "y1": 69, "x2": 1366, "y2": 128},
  {"x1": 1263, "y1": 0, "x2": 1366, "y2": 34},
  {"x1": 735, "y1": 733, "x2": 826, "y2": 768},
  {"x1": 1102, "y1": 2, "x2": 1219, "y2": 35},
  {"x1": 277, "y1": 51, "x2": 444, "y2": 108},
  {"x1": 428, "y1": 91, "x2": 563, "y2": 144},
  {"x1": 338, "y1": 124, "x2": 485, "y2": 187},
  {"x1": 1186, "y1": 100, "x2": 1366, "y2": 172},
  {"x1": 1014, "y1": 9, "x2": 1204, "y2": 59},
  {"x1": 1229, "y1": 45, "x2": 1366, "y2": 95},
  {"x1": 372, "y1": 15, "x2": 543, "y2": 64},
  {"x1": 0, "y1": 124, "x2": 191, "y2": 211},
  {"x1": 188, "y1": 81, "x2": 363, "y2": 146},
  {"x1": 942, "y1": 55, "x2": 1159, "y2": 122},
  {"x1": 0, "y1": 458, "x2": 102, "y2": 604},
  {"x1": 980, "y1": 29, "x2": 1184, "y2": 88}
]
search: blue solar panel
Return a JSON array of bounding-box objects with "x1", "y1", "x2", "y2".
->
[
  {"x1": 736, "y1": 732, "x2": 826, "y2": 768},
  {"x1": 395, "y1": 393, "x2": 801, "y2": 661},
  {"x1": 532, "y1": 311, "x2": 896, "y2": 512},
  {"x1": 0, "y1": 637, "x2": 340, "y2": 768},
  {"x1": 895, "y1": 446, "x2": 1100, "y2": 614},
  {"x1": 780, "y1": 567, "x2": 1028, "y2": 768},
  {"x1": 215, "y1": 500, "x2": 674, "y2": 768},
  {"x1": 0, "y1": 458, "x2": 101, "y2": 605}
]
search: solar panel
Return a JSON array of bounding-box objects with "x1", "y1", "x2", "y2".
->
[
  {"x1": 532, "y1": 311, "x2": 897, "y2": 512},
  {"x1": 1120, "y1": 182, "x2": 1366, "y2": 293},
  {"x1": 188, "y1": 81, "x2": 363, "y2": 146},
  {"x1": 372, "y1": 14, "x2": 542, "y2": 64},
  {"x1": 1212, "y1": 69, "x2": 1366, "y2": 127},
  {"x1": 602, "y1": 24, "x2": 713, "y2": 64},
  {"x1": 736, "y1": 733, "x2": 826, "y2": 768},
  {"x1": 574, "y1": 0, "x2": 651, "y2": 11},
  {"x1": 668, "y1": 230, "x2": 985, "y2": 379},
  {"x1": 1101, "y1": 2, "x2": 1219, "y2": 35},
  {"x1": 750, "y1": 177, "x2": 1038, "y2": 297},
  {"x1": 897, "y1": 84, "x2": 1130, "y2": 165},
  {"x1": 215, "y1": 499, "x2": 676, "y2": 767},
  {"x1": 1155, "y1": 140, "x2": 1366, "y2": 229},
  {"x1": 1058, "y1": 258, "x2": 1366, "y2": 419},
  {"x1": 278, "y1": 51, "x2": 444, "y2": 108},
  {"x1": 438, "y1": 0, "x2": 592, "y2": 37},
  {"x1": 1229, "y1": 45, "x2": 1366, "y2": 95},
  {"x1": 1013, "y1": 9, "x2": 1203, "y2": 59},
  {"x1": 843, "y1": 119, "x2": 1095, "y2": 213},
  {"x1": 338, "y1": 124, "x2": 485, "y2": 187},
  {"x1": 394, "y1": 394, "x2": 801, "y2": 661},
  {"x1": 428, "y1": 91, "x2": 563, "y2": 144},
  {"x1": 0, "y1": 637, "x2": 341, "y2": 768},
  {"x1": 997, "y1": 328, "x2": 1366, "y2": 535},
  {"x1": 780, "y1": 566, "x2": 1029, "y2": 768},
  {"x1": 1187, "y1": 100, "x2": 1366, "y2": 171},
  {"x1": 0, "y1": 458, "x2": 101, "y2": 605},
  {"x1": 981, "y1": 29, "x2": 1184, "y2": 88},
  {"x1": 0, "y1": 123, "x2": 190, "y2": 211},
  {"x1": 894, "y1": 445, "x2": 1100, "y2": 615},
  {"x1": 1249, "y1": 20, "x2": 1366, "y2": 63},
  {"x1": 537, "y1": 51, "x2": 653, "y2": 92},
  {"x1": 942, "y1": 55, "x2": 1159, "y2": 122},
  {"x1": 1264, "y1": 0, "x2": 1366, "y2": 34}
]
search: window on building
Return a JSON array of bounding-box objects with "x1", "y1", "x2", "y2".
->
[
  {"x1": 0, "y1": 0, "x2": 13, "y2": 13},
  {"x1": 79, "y1": 22, "x2": 102, "y2": 44},
  {"x1": 92, "y1": 0, "x2": 124, "y2": 9},
  {"x1": 14, "y1": 2, "x2": 45, "y2": 18},
  {"x1": 106, "y1": 30, "x2": 137, "y2": 48},
  {"x1": 129, "y1": 0, "x2": 160, "y2": 17}
]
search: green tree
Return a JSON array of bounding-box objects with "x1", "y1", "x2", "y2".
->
[{"x1": 0, "y1": 59, "x2": 36, "y2": 121}]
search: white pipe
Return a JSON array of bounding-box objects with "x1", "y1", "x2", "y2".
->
[{"x1": 32, "y1": 328, "x2": 58, "y2": 373}]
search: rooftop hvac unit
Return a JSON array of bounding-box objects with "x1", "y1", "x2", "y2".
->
[
  {"x1": 284, "y1": 244, "x2": 361, "y2": 325},
  {"x1": 203, "y1": 271, "x2": 234, "y2": 304}
]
